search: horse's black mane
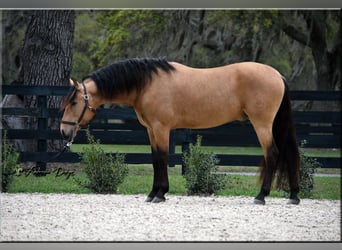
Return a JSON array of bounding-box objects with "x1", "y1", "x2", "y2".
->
[{"x1": 84, "y1": 58, "x2": 176, "y2": 99}]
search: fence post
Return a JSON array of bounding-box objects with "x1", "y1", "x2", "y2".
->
[
  {"x1": 181, "y1": 129, "x2": 195, "y2": 175},
  {"x1": 169, "y1": 130, "x2": 176, "y2": 167},
  {"x1": 36, "y1": 95, "x2": 48, "y2": 175}
]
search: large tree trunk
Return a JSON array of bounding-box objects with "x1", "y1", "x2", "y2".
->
[
  {"x1": 1, "y1": 10, "x2": 75, "y2": 152},
  {"x1": 281, "y1": 10, "x2": 341, "y2": 90},
  {"x1": 303, "y1": 11, "x2": 337, "y2": 90}
]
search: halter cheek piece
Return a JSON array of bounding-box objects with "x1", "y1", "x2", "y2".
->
[{"x1": 61, "y1": 82, "x2": 96, "y2": 145}]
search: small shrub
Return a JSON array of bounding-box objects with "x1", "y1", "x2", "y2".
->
[
  {"x1": 80, "y1": 130, "x2": 128, "y2": 193},
  {"x1": 183, "y1": 136, "x2": 225, "y2": 195},
  {"x1": 298, "y1": 148, "x2": 320, "y2": 198},
  {"x1": 1, "y1": 131, "x2": 20, "y2": 192}
]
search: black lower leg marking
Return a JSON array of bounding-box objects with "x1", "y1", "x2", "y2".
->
[{"x1": 146, "y1": 147, "x2": 169, "y2": 203}]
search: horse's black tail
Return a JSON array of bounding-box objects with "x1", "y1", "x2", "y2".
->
[{"x1": 272, "y1": 78, "x2": 300, "y2": 191}]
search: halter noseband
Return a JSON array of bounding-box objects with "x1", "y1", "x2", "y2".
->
[{"x1": 61, "y1": 82, "x2": 96, "y2": 128}]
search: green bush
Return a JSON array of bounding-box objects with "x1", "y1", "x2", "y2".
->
[
  {"x1": 80, "y1": 130, "x2": 128, "y2": 193},
  {"x1": 183, "y1": 136, "x2": 226, "y2": 195},
  {"x1": 1, "y1": 131, "x2": 20, "y2": 192},
  {"x1": 298, "y1": 147, "x2": 320, "y2": 198}
]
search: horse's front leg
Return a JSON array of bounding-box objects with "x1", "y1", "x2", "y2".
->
[{"x1": 145, "y1": 127, "x2": 170, "y2": 203}]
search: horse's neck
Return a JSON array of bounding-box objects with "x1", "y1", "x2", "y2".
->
[{"x1": 110, "y1": 91, "x2": 138, "y2": 107}]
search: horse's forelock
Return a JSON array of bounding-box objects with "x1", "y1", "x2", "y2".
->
[{"x1": 60, "y1": 86, "x2": 77, "y2": 111}]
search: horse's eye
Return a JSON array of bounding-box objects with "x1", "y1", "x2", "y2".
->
[{"x1": 71, "y1": 101, "x2": 77, "y2": 106}]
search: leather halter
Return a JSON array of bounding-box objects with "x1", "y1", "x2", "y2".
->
[{"x1": 61, "y1": 82, "x2": 96, "y2": 128}]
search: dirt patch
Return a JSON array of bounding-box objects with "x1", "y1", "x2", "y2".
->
[{"x1": 1, "y1": 193, "x2": 340, "y2": 241}]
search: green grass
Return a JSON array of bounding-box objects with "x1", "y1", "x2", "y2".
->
[
  {"x1": 7, "y1": 173, "x2": 90, "y2": 194},
  {"x1": 71, "y1": 144, "x2": 151, "y2": 153},
  {"x1": 6, "y1": 165, "x2": 340, "y2": 200},
  {"x1": 5, "y1": 144, "x2": 340, "y2": 199},
  {"x1": 217, "y1": 174, "x2": 341, "y2": 200}
]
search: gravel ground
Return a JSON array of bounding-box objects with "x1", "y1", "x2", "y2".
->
[{"x1": 0, "y1": 193, "x2": 340, "y2": 242}]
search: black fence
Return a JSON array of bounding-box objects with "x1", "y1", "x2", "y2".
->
[{"x1": 1, "y1": 85, "x2": 341, "y2": 171}]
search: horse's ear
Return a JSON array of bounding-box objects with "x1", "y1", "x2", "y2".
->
[{"x1": 69, "y1": 78, "x2": 81, "y2": 89}]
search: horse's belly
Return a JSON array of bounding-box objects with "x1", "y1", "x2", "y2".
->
[{"x1": 174, "y1": 107, "x2": 244, "y2": 129}]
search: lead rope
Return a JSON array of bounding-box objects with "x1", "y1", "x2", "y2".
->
[
  {"x1": 20, "y1": 141, "x2": 72, "y2": 175},
  {"x1": 46, "y1": 141, "x2": 71, "y2": 161}
]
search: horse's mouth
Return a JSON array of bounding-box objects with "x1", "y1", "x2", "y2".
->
[
  {"x1": 65, "y1": 139, "x2": 74, "y2": 147},
  {"x1": 60, "y1": 126, "x2": 78, "y2": 146}
]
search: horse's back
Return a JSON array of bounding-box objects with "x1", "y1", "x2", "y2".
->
[
  {"x1": 136, "y1": 61, "x2": 285, "y2": 130},
  {"x1": 171, "y1": 61, "x2": 283, "y2": 88},
  {"x1": 170, "y1": 61, "x2": 285, "y2": 110}
]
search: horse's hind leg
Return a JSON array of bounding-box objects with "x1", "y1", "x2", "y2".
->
[
  {"x1": 145, "y1": 127, "x2": 170, "y2": 203},
  {"x1": 286, "y1": 146, "x2": 300, "y2": 204},
  {"x1": 253, "y1": 126, "x2": 279, "y2": 205}
]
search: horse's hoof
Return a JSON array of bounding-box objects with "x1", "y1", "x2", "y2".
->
[
  {"x1": 145, "y1": 196, "x2": 153, "y2": 202},
  {"x1": 151, "y1": 196, "x2": 166, "y2": 203},
  {"x1": 254, "y1": 198, "x2": 265, "y2": 205},
  {"x1": 287, "y1": 198, "x2": 300, "y2": 205}
]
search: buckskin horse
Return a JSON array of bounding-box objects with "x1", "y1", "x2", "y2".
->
[{"x1": 60, "y1": 58, "x2": 300, "y2": 205}]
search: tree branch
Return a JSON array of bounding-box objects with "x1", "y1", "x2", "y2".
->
[
  {"x1": 282, "y1": 24, "x2": 311, "y2": 48},
  {"x1": 328, "y1": 26, "x2": 341, "y2": 54}
]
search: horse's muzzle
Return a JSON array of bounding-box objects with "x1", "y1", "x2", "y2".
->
[{"x1": 60, "y1": 128, "x2": 71, "y2": 140}]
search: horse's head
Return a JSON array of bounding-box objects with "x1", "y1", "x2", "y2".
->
[{"x1": 60, "y1": 79, "x2": 97, "y2": 144}]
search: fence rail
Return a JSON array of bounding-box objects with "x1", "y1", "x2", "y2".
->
[{"x1": 1, "y1": 85, "x2": 341, "y2": 171}]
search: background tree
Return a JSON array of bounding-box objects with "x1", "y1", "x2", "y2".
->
[
  {"x1": 87, "y1": 9, "x2": 340, "y2": 91},
  {"x1": 280, "y1": 10, "x2": 341, "y2": 90},
  {"x1": 1, "y1": 10, "x2": 75, "y2": 152},
  {"x1": 1, "y1": 10, "x2": 28, "y2": 83},
  {"x1": 2, "y1": 10, "x2": 340, "y2": 123},
  {"x1": 71, "y1": 10, "x2": 103, "y2": 80}
]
